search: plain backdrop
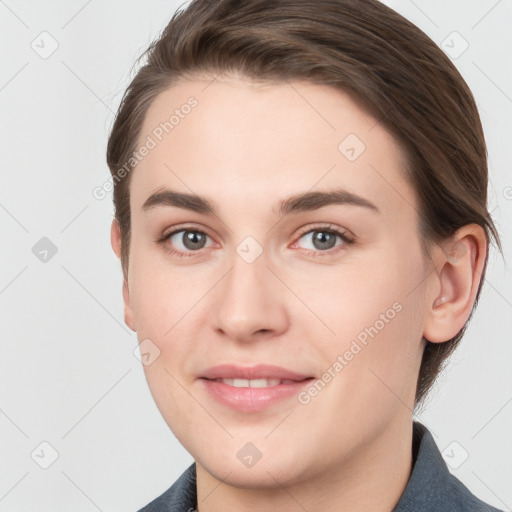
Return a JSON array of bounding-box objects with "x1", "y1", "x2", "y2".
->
[{"x1": 1, "y1": 1, "x2": 511, "y2": 511}]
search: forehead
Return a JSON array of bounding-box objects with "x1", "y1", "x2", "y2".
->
[{"x1": 130, "y1": 76, "x2": 415, "y2": 220}]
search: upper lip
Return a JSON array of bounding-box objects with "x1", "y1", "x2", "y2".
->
[{"x1": 201, "y1": 364, "x2": 312, "y2": 381}]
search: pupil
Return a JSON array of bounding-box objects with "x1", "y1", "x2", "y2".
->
[
  {"x1": 183, "y1": 231, "x2": 205, "y2": 250},
  {"x1": 313, "y1": 231, "x2": 335, "y2": 250}
]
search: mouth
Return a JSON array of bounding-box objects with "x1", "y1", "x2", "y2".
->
[{"x1": 199, "y1": 364, "x2": 315, "y2": 412}]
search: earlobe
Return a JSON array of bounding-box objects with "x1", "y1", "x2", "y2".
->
[
  {"x1": 122, "y1": 278, "x2": 136, "y2": 332},
  {"x1": 423, "y1": 225, "x2": 487, "y2": 344}
]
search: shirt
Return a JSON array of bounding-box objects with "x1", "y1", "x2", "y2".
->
[{"x1": 137, "y1": 420, "x2": 505, "y2": 512}]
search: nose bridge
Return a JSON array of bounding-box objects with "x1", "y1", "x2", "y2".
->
[
  {"x1": 230, "y1": 244, "x2": 269, "y2": 298},
  {"x1": 211, "y1": 241, "x2": 288, "y2": 340}
]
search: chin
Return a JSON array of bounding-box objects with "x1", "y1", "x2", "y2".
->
[{"x1": 196, "y1": 446, "x2": 314, "y2": 490}]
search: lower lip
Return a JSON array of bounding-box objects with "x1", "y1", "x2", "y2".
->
[{"x1": 200, "y1": 378, "x2": 314, "y2": 412}]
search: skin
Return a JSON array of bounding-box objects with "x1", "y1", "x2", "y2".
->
[{"x1": 111, "y1": 74, "x2": 487, "y2": 512}]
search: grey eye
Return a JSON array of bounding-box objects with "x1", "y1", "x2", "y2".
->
[
  {"x1": 297, "y1": 230, "x2": 341, "y2": 251},
  {"x1": 170, "y1": 230, "x2": 211, "y2": 251}
]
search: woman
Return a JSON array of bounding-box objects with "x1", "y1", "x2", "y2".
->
[{"x1": 106, "y1": 0, "x2": 504, "y2": 510}]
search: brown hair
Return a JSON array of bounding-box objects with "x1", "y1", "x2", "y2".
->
[{"x1": 106, "y1": 0, "x2": 502, "y2": 406}]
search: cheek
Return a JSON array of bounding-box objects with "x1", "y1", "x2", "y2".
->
[
  {"x1": 129, "y1": 266, "x2": 205, "y2": 438},
  {"x1": 128, "y1": 252, "x2": 214, "y2": 379},
  {"x1": 127, "y1": 240, "x2": 198, "y2": 336},
  {"x1": 301, "y1": 296, "x2": 423, "y2": 448},
  {"x1": 311, "y1": 247, "x2": 426, "y2": 389},
  {"x1": 289, "y1": 258, "x2": 408, "y2": 344}
]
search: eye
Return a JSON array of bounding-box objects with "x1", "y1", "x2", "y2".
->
[
  {"x1": 159, "y1": 228, "x2": 215, "y2": 257},
  {"x1": 157, "y1": 224, "x2": 353, "y2": 259},
  {"x1": 294, "y1": 225, "x2": 353, "y2": 256}
]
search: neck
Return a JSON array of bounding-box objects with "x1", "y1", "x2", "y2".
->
[{"x1": 196, "y1": 414, "x2": 414, "y2": 512}]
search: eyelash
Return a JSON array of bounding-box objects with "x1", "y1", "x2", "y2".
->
[{"x1": 157, "y1": 224, "x2": 354, "y2": 259}]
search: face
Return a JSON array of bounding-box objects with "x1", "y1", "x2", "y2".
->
[{"x1": 115, "y1": 75, "x2": 431, "y2": 488}]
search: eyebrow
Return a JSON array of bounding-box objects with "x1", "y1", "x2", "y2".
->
[{"x1": 142, "y1": 187, "x2": 380, "y2": 216}]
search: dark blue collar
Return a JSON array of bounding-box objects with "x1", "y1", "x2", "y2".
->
[{"x1": 137, "y1": 421, "x2": 504, "y2": 511}]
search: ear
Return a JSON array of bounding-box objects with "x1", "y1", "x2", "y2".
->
[
  {"x1": 423, "y1": 224, "x2": 487, "y2": 343},
  {"x1": 111, "y1": 219, "x2": 136, "y2": 332}
]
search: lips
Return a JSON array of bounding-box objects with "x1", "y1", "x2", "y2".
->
[{"x1": 199, "y1": 364, "x2": 314, "y2": 412}]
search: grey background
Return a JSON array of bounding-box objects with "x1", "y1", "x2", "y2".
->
[{"x1": 0, "y1": 0, "x2": 510, "y2": 511}]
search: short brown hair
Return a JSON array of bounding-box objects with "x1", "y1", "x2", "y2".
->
[{"x1": 106, "y1": 0, "x2": 502, "y2": 406}]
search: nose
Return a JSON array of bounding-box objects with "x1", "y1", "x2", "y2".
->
[{"x1": 210, "y1": 250, "x2": 290, "y2": 344}]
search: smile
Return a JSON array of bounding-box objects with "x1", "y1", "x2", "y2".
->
[{"x1": 212, "y1": 378, "x2": 299, "y2": 387}]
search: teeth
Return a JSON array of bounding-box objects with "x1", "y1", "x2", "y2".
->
[{"x1": 216, "y1": 378, "x2": 284, "y2": 387}]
